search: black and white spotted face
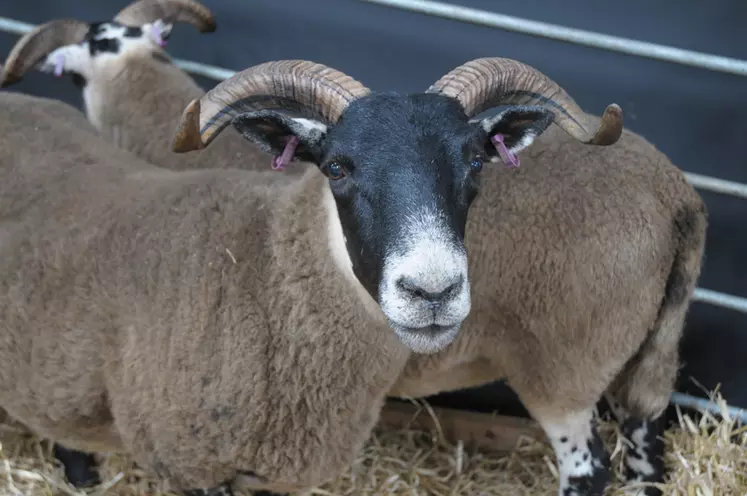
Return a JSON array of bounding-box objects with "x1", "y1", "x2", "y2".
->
[
  {"x1": 232, "y1": 93, "x2": 554, "y2": 353},
  {"x1": 36, "y1": 19, "x2": 172, "y2": 83}
]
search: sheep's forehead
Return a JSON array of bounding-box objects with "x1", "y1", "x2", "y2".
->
[
  {"x1": 84, "y1": 22, "x2": 153, "y2": 56},
  {"x1": 88, "y1": 22, "x2": 143, "y2": 42},
  {"x1": 330, "y1": 93, "x2": 477, "y2": 159}
]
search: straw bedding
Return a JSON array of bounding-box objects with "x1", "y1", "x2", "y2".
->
[{"x1": 0, "y1": 393, "x2": 743, "y2": 496}]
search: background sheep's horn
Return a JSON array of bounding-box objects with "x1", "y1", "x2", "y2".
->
[
  {"x1": 172, "y1": 59, "x2": 371, "y2": 153},
  {"x1": 0, "y1": 19, "x2": 89, "y2": 88},
  {"x1": 114, "y1": 0, "x2": 217, "y2": 33},
  {"x1": 426, "y1": 57, "x2": 623, "y2": 146}
]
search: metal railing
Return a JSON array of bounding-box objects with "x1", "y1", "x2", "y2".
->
[
  {"x1": 1, "y1": 3, "x2": 747, "y2": 416},
  {"x1": 671, "y1": 392, "x2": 747, "y2": 424},
  {"x1": 358, "y1": 0, "x2": 747, "y2": 77}
]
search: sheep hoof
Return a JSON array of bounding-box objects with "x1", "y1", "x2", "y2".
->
[{"x1": 52, "y1": 444, "x2": 100, "y2": 488}]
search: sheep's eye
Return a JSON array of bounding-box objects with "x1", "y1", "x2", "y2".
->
[
  {"x1": 470, "y1": 156, "x2": 484, "y2": 174},
  {"x1": 324, "y1": 162, "x2": 346, "y2": 180}
]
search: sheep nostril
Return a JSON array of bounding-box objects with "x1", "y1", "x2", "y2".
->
[{"x1": 397, "y1": 275, "x2": 463, "y2": 305}]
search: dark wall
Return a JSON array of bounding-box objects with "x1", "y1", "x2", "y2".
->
[{"x1": 2, "y1": 1, "x2": 746, "y2": 415}]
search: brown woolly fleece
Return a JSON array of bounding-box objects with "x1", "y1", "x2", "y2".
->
[{"x1": 0, "y1": 93, "x2": 410, "y2": 493}]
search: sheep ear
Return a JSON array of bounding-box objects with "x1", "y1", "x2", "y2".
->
[
  {"x1": 232, "y1": 110, "x2": 327, "y2": 165},
  {"x1": 37, "y1": 44, "x2": 91, "y2": 79},
  {"x1": 472, "y1": 106, "x2": 554, "y2": 162}
]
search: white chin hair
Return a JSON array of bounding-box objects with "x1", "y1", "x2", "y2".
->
[{"x1": 391, "y1": 323, "x2": 462, "y2": 354}]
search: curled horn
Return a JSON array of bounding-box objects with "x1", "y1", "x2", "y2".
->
[
  {"x1": 114, "y1": 0, "x2": 217, "y2": 33},
  {"x1": 0, "y1": 19, "x2": 89, "y2": 88},
  {"x1": 426, "y1": 57, "x2": 623, "y2": 146},
  {"x1": 172, "y1": 60, "x2": 371, "y2": 153}
]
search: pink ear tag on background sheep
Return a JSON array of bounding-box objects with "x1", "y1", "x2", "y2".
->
[
  {"x1": 53, "y1": 53, "x2": 64, "y2": 77},
  {"x1": 491, "y1": 133, "x2": 520, "y2": 168},
  {"x1": 271, "y1": 136, "x2": 300, "y2": 171},
  {"x1": 152, "y1": 22, "x2": 168, "y2": 47}
]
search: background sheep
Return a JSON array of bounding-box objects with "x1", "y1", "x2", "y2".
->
[
  {"x1": 0, "y1": 56, "x2": 621, "y2": 495},
  {"x1": 0, "y1": 0, "x2": 282, "y2": 173}
]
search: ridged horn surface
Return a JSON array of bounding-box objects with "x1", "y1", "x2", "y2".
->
[
  {"x1": 427, "y1": 57, "x2": 623, "y2": 145},
  {"x1": 172, "y1": 60, "x2": 370, "y2": 152}
]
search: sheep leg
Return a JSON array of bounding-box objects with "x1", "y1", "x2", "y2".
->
[
  {"x1": 618, "y1": 416, "x2": 665, "y2": 496},
  {"x1": 604, "y1": 393, "x2": 665, "y2": 496},
  {"x1": 52, "y1": 444, "x2": 100, "y2": 488},
  {"x1": 602, "y1": 203, "x2": 705, "y2": 495},
  {"x1": 531, "y1": 408, "x2": 610, "y2": 496}
]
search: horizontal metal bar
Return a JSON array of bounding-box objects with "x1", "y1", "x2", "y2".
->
[
  {"x1": 670, "y1": 392, "x2": 747, "y2": 424},
  {"x1": 358, "y1": 0, "x2": 747, "y2": 77},
  {"x1": 684, "y1": 172, "x2": 747, "y2": 200},
  {"x1": 692, "y1": 288, "x2": 747, "y2": 314},
  {"x1": 171, "y1": 58, "x2": 235, "y2": 81},
  {"x1": 0, "y1": 16, "x2": 238, "y2": 81},
  {"x1": 0, "y1": 16, "x2": 29, "y2": 36}
]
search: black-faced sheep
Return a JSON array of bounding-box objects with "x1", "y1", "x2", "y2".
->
[{"x1": 172, "y1": 58, "x2": 704, "y2": 496}]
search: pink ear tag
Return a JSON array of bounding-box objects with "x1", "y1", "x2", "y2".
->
[
  {"x1": 271, "y1": 136, "x2": 300, "y2": 171},
  {"x1": 53, "y1": 53, "x2": 65, "y2": 77},
  {"x1": 153, "y1": 22, "x2": 168, "y2": 47},
  {"x1": 491, "y1": 133, "x2": 520, "y2": 168}
]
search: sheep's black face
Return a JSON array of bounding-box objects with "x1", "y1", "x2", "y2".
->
[
  {"x1": 319, "y1": 94, "x2": 483, "y2": 353},
  {"x1": 233, "y1": 93, "x2": 487, "y2": 353},
  {"x1": 332, "y1": 94, "x2": 487, "y2": 352}
]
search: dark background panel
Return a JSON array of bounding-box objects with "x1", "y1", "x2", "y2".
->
[{"x1": 1, "y1": 1, "x2": 745, "y2": 414}]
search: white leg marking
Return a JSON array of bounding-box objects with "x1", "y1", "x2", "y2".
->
[
  {"x1": 607, "y1": 393, "x2": 664, "y2": 494},
  {"x1": 544, "y1": 411, "x2": 595, "y2": 481},
  {"x1": 539, "y1": 409, "x2": 609, "y2": 496},
  {"x1": 626, "y1": 422, "x2": 656, "y2": 480}
]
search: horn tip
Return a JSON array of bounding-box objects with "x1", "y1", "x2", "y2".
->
[
  {"x1": 591, "y1": 103, "x2": 624, "y2": 146},
  {"x1": 0, "y1": 70, "x2": 21, "y2": 88},
  {"x1": 172, "y1": 99, "x2": 205, "y2": 153},
  {"x1": 604, "y1": 103, "x2": 623, "y2": 120},
  {"x1": 200, "y1": 15, "x2": 217, "y2": 33}
]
